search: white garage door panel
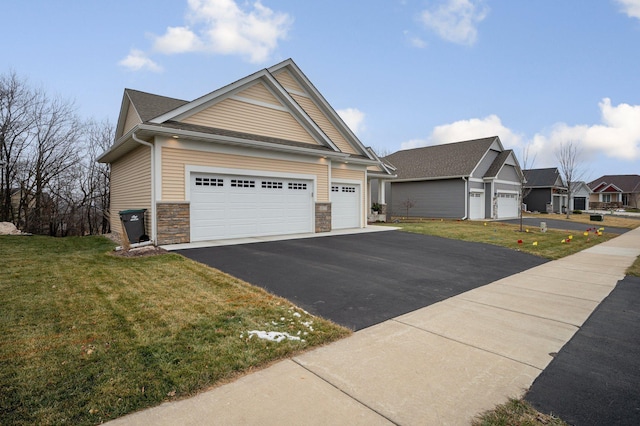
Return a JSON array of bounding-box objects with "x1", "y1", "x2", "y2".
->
[
  {"x1": 497, "y1": 193, "x2": 519, "y2": 218},
  {"x1": 332, "y1": 184, "x2": 360, "y2": 229},
  {"x1": 469, "y1": 192, "x2": 484, "y2": 220},
  {"x1": 191, "y1": 173, "x2": 312, "y2": 241}
]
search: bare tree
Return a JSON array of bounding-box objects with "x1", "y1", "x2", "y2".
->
[
  {"x1": 79, "y1": 119, "x2": 112, "y2": 235},
  {"x1": 401, "y1": 198, "x2": 415, "y2": 218},
  {"x1": 518, "y1": 144, "x2": 536, "y2": 232},
  {"x1": 21, "y1": 93, "x2": 82, "y2": 234},
  {"x1": 556, "y1": 140, "x2": 585, "y2": 219},
  {"x1": 0, "y1": 71, "x2": 38, "y2": 223}
]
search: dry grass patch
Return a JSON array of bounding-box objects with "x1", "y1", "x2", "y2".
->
[
  {"x1": 530, "y1": 212, "x2": 640, "y2": 229},
  {"x1": 472, "y1": 398, "x2": 568, "y2": 426},
  {"x1": 0, "y1": 235, "x2": 350, "y2": 425},
  {"x1": 388, "y1": 219, "x2": 616, "y2": 259}
]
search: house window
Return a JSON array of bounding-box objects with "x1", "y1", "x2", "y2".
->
[
  {"x1": 195, "y1": 177, "x2": 223, "y2": 187},
  {"x1": 341, "y1": 186, "x2": 356, "y2": 193},
  {"x1": 603, "y1": 194, "x2": 611, "y2": 203},
  {"x1": 230, "y1": 179, "x2": 255, "y2": 188},
  {"x1": 288, "y1": 182, "x2": 307, "y2": 190},
  {"x1": 261, "y1": 181, "x2": 283, "y2": 189}
]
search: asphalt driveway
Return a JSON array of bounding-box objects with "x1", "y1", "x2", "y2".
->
[
  {"x1": 526, "y1": 275, "x2": 640, "y2": 425},
  {"x1": 177, "y1": 231, "x2": 546, "y2": 330}
]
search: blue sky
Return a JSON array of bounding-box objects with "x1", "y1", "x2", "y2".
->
[{"x1": 3, "y1": 0, "x2": 640, "y2": 181}]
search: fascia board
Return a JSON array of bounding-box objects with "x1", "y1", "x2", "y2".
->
[
  {"x1": 100, "y1": 124, "x2": 354, "y2": 164},
  {"x1": 270, "y1": 60, "x2": 376, "y2": 161},
  {"x1": 149, "y1": 69, "x2": 271, "y2": 124},
  {"x1": 392, "y1": 175, "x2": 467, "y2": 183}
]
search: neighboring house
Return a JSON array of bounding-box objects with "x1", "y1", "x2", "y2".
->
[
  {"x1": 523, "y1": 168, "x2": 567, "y2": 213},
  {"x1": 569, "y1": 181, "x2": 592, "y2": 211},
  {"x1": 588, "y1": 175, "x2": 640, "y2": 209},
  {"x1": 98, "y1": 59, "x2": 393, "y2": 245},
  {"x1": 381, "y1": 136, "x2": 523, "y2": 220}
]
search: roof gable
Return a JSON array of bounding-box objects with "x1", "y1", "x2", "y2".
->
[
  {"x1": 115, "y1": 89, "x2": 189, "y2": 139},
  {"x1": 483, "y1": 149, "x2": 522, "y2": 179},
  {"x1": 384, "y1": 136, "x2": 501, "y2": 180},
  {"x1": 588, "y1": 175, "x2": 640, "y2": 193},
  {"x1": 523, "y1": 168, "x2": 565, "y2": 188}
]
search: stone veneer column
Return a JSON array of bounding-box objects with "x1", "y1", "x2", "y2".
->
[
  {"x1": 315, "y1": 202, "x2": 331, "y2": 232},
  {"x1": 156, "y1": 202, "x2": 190, "y2": 245}
]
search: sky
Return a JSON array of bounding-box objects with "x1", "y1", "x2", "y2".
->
[{"x1": 3, "y1": 0, "x2": 640, "y2": 182}]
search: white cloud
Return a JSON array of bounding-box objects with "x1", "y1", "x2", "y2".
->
[
  {"x1": 400, "y1": 99, "x2": 640, "y2": 174},
  {"x1": 152, "y1": 0, "x2": 293, "y2": 63},
  {"x1": 529, "y1": 98, "x2": 640, "y2": 166},
  {"x1": 337, "y1": 108, "x2": 366, "y2": 136},
  {"x1": 118, "y1": 49, "x2": 163, "y2": 72},
  {"x1": 403, "y1": 30, "x2": 428, "y2": 48},
  {"x1": 615, "y1": 0, "x2": 640, "y2": 19},
  {"x1": 419, "y1": 0, "x2": 489, "y2": 45},
  {"x1": 400, "y1": 114, "x2": 523, "y2": 150}
]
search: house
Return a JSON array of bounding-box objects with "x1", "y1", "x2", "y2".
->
[
  {"x1": 523, "y1": 168, "x2": 567, "y2": 213},
  {"x1": 569, "y1": 181, "x2": 592, "y2": 211},
  {"x1": 98, "y1": 59, "x2": 394, "y2": 245},
  {"x1": 588, "y1": 175, "x2": 640, "y2": 209},
  {"x1": 381, "y1": 136, "x2": 523, "y2": 220}
]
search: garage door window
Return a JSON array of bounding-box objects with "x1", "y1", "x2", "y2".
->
[
  {"x1": 288, "y1": 182, "x2": 307, "y2": 190},
  {"x1": 231, "y1": 179, "x2": 255, "y2": 188},
  {"x1": 195, "y1": 177, "x2": 223, "y2": 187},
  {"x1": 342, "y1": 186, "x2": 356, "y2": 193},
  {"x1": 331, "y1": 186, "x2": 339, "y2": 192},
  {"x1": 261, "y1": 181, "x2": 283, "y2": 189}
]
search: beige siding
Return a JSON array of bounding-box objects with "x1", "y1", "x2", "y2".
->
[
  {"x1": 110, "y1": 145, "x2": 152, "y2": 235},
  {"x1": 123, "y1": 104, "x2": 141, "y2": 135},
  {"x1": 182, "y1": 98, "x2": 318, "y2": 144},
  {"x1": 236, "y1": 82, "x2": 281, "y2": 106},
  {"x1": 161, "y1": 147, "x2": 330, "y2": 202},
  {"x1": 332, "y1": 168, "x2": 364, "y2": 181},
  {"x1": 292, "y1": 94, "x2": 359, "y2": 155},
  {"x1": 273, "y1": 70, "x2": 304, "y2": 93}
]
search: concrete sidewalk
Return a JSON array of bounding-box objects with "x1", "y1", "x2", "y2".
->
[{"x1": 108, "y1": 227, "x2": 640, "y2": 426}]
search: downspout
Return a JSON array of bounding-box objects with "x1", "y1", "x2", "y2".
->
[
  {"x1": 132, "y1": 132, "x2": 156, "y2": 244},
  {"x1": 461, "y1": 176, "x2": 468, "y2": 220}
]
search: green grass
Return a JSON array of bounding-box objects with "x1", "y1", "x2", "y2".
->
[
  {"x1": 472, "y1": 398, "x2": 568, "y2": 426},
  {"x1": 388, "y1": 219, "x2": 616, "y2": 259},
  {"x1": 0, "y1": 235, "x2": 350, "y2": 425}
]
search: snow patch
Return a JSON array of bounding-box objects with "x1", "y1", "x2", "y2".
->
[{"x1": 247, "y1": 330, "x2": 302, "y2": 342}]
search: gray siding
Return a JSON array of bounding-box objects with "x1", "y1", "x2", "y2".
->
[
  {"x1": 469, "y1": 181, "x2": 484, "y2": 190},
  {"x1": 495, "y1": 182, "x2": 520, "y2": 191},
  {"x1": 472, "y1": 150, "x2": 499, "y2": 178},
  {"x1": 524, "y1": 188, "x2": 551, "y2": 212},
  {"x1": 389, "y1": 179, "x2": 465, "y2": 218},
  {"x1": 498, "y1": 164, "x2": 520, "y2": 182}
]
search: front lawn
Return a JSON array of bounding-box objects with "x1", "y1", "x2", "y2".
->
[
  {"x1": 0, "y1": 236, "x2": 349, "y2": 425},
  {"x1": 389, "y1": 219, "x2": 617, "y2": 260}
]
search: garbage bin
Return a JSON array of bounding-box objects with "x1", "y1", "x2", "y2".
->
[{"x1": 119, "y1": 209, "x2": 149, "y2": 243}]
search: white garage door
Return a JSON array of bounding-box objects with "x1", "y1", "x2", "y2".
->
[
  {"x1": 190, "y1": 173, "x2": 313, "y2": 241},
  {"x1": 331, "y1": 183, "x2": 361, "y2": 229},
  {"x1": 469, "y1": 192, "x2": 485, "y2": 220},
  {"x1": 497, "y1": 192, "x2": 519, "y2": 218}
]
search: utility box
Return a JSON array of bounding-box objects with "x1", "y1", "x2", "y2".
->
[
  {"x1": 540, "y1": 222, "x2": 547, "y2": 233},
  {"x1": 119, "y1": 209, "x2": 149, "y2": 243},
  {"x1": 590, "y1": 214, "x2": 604, "y2": 222}
]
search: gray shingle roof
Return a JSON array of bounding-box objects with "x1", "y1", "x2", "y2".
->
[
  {"x1": 523, "y1": 168, "x2": 563, "y2": 187},
  {"x1": 588, "y1": 175, "x2": 640, "y2": 193},
  {"x1": 126, "y1": 89, "x2": 189, "y2": 122},
  {"x1": 383, "y1": 137, "x2": 498, "y2": 180},
  {"x1": 483, "y1": 149, "x2": 513, "y2": 178}
]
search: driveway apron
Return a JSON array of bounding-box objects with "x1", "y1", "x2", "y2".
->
[{"x1": 177, "y1": 231, "x2": 546, "y2": 330}]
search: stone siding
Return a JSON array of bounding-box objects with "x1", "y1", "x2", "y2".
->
[
  {"x1": 157, "y1": 202, "x2": 190, "y2": 245},
  {"x1": 315, "y1": 202, "x2": 331, "y2": 232}
]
